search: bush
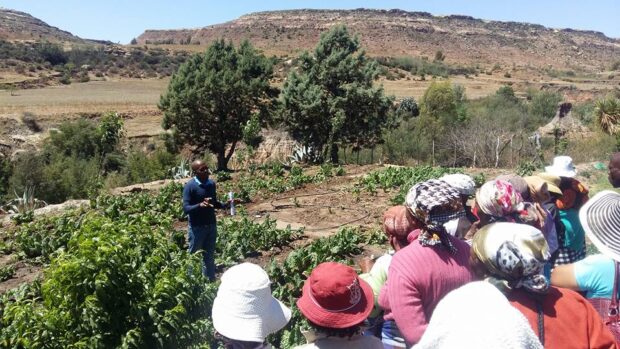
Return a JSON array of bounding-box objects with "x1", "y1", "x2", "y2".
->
[
  {"x1": 21, "y1": 112, "x2": 42, "y2": 132},
  {"x1": 528, "y1": 89, "x2": 563, "y2": 122}
]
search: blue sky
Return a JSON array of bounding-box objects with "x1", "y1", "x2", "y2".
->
[{"x1": 2, "y1": 0, "x2": 619, "y2": 44}]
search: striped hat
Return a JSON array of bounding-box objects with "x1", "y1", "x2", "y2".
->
[{"x1": 579, "y1": 191, "x2": 620, "y2": 262}]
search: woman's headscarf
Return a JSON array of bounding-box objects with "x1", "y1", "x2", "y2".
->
[
  {"x1": 405, "y1": 179, "x2": 465, "y2": 254},
  {"x1": 476, "y1": 180, "x2": 524, "y2": 219},
  {"x1": 440, "y1": 173, "x2": 476, "y2": 196},
  {"x1": 472, "y1": 222, "x2": 550, "y2": 295},
  {"x1": 383, "y1": 205, "x2": 419, "y2": 244}
]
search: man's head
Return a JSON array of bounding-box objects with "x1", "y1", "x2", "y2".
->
[
  {"x1": 191, "y1": 160, "x2": 209, "y2": 181},
  {"x1": 609, "y1": 153, "x2": 620, "y2": 188}
]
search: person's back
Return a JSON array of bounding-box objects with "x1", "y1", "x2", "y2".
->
[
  {"x1": 415, "y1": 281, "x2": 542, "y2": 349},
  {"x1": 385, "y1": 230, "x2": 473, "y2": 345},
  {"x1": 509, "y1": 286, "x2": 617, "y2": 349},
  {"x1": 384, "y1": 179, "x2": 475, "y2": 346}
]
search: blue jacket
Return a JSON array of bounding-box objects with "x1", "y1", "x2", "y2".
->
[{"x1": 182, "y1": 177, "x2": 222, "y2": 226}]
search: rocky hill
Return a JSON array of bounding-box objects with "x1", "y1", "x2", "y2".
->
[
  {"x1": 0, "y1": 8, "x2": 85, "y2": 43},
  {"x1": 137, "y1": 9, "x2": 620, "y2": 71}
]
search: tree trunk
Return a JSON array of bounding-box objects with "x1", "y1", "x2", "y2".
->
[
  {"x1": 432, "y1": 139, "x2": 435, "y2": 167},
  {"x1": 495, "y1": 136, "x2": 500, "y2": 168},
  {"x1": 216, "y1": 141, "x2": 237, "y2": 171},
  {"x1": 330, "y1": 143, "x2": 339, "y2": 164},
  {"x1": 370, "y1": 147, "x2": 374, "y2": 164}
]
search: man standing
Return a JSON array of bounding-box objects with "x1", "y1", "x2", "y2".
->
[
  {"x1": 183, "y1": 160, "x2": 225, "y2": 281},
  {"x1": 609, "y1": 152, "x2": 620, "y2": 188}
]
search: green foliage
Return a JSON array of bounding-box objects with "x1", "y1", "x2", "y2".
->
[
  {"x1": 356, "y1": 165, "x2": 462, "y2": 204},
  {"x1": 97, "y1": 112, "x2": 124, "y2": 155},
  {"x1": 421, "y1": 80, "x2": 458, "y2": 122},
  {"x1": 496, "y1": 85, "x2": 518, "y2": 103},
  {"x1": 516, "y1": 161, "x2": 541, "y2": 176},
  {"x1": 528, "y1": 89, "x2": 563, "y2": 122},
  {"x1": 242, "y1": 114, "x2": 264, "y2": 149},
  {"x1": 160, "y1": 39, "x2": 276, "y2": 170},
  {"x1": 0, "y1": 156, "x2": 11, "y2": 201},
  {"x1": 217, "y1": 214, "x2": 304, "y2": 266},
  {"x1": 280, "y1": 25, "x2": 393, "y2": 163},
  {"x1": 123, "y1": 149, "x2": 178, "y2": 184},
  {"x1": 0, "y1": 265, "x2": 15, "y2": 282},
  {"x1": 396, "y1": 97, "x2": 420, "y2": 119}
]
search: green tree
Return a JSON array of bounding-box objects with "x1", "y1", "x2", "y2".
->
[
  {"x1": 280, "y1": 25, "x2": 393, "y2": 163},
  {"x1": 528, "y1": 89, "x2": 562, "y2": 122},
  {"x1": 421, "y1": 80, "x2": 459, "y2": 123},
  {"x1": 159, "y1": 40, "x2": 276, "y2": 170}
]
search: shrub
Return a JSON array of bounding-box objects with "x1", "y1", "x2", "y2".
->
[{"x1": 21, "y1": 112, "x2": 42, "y2": 132}]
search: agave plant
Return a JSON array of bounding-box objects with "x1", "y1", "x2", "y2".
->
[
  {"x1": 595, "y1": 96, "x2": 620, "y2": 135},
  {"x1": 289, "y1": 145, "x2": 323, "y2": 165},
  {"x1": 4, "y1": 187, "x2": 47, "y2": 214},
  {"x1": 169, "y1": 158, "x2": 191, "y2": 179}
]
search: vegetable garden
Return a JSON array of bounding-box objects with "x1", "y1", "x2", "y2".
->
[{"x1": 0, "y1": 164, "x2": 471, "y2": 348}]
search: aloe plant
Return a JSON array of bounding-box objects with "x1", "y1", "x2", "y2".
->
[{"x1": 4, "y1": 187, "x2": 47, "y2": 214}]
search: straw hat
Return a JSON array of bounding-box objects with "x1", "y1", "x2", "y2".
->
[
  {"x1": 212, "y1": 263, "x2": 291, "y2": 342},
  {"x1": 297, "y1": 262, "x2": 374, "y2": 329},
  {"x1": 535, "y1": 173, "x2": 563, "y2": 196},
  {"x1": 545, "y1": 156, "x2": 577, "y2": 178},
  {"x1": 579, "y1": 191, "x2": 620, "y2": 262}
]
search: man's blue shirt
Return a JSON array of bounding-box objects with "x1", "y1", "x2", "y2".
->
[{"x1": 182, "y1": 177, "x2": 220, "y2": 226}]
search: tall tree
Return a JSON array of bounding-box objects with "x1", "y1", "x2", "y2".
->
[
  {"x1": 280, "y1": 25, "x2": 393, "y2": 163},
  {"x1": 159, "y1": 40, "x2": 277, "y2": 170}
]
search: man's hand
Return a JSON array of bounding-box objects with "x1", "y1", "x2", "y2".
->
[{"x1": 199, "y1": 197, "x2": 214, "y2": 208}]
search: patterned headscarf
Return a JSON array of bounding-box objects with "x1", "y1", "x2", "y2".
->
[
  {"x1": 476, "y1": 180, "x2": 524, "y2": 219},
  {"x1": 405, "y1": 179, "x2": 465, "y2": 254},
  {"x1": 440, "y1": 174, "x2": 476, "y2": 196},
  {"x1": 472, "y1": 222, "x2": 550, "y2": 295}
]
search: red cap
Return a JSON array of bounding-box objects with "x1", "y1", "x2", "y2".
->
[{"x1": 297, "y1": 262, "x2": 374, "y2": 329}]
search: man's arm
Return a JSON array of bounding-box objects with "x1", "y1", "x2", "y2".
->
[{"x1": 183, "y1": 183, "x2": 201, "y2": 214}]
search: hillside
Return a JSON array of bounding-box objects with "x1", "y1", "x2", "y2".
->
[
  {"x1": 0, "y1": 8, "x2": 85, "y2": 43},
  {"x1": 137, "y1": 8, "x2": 620, "y2": 71}
]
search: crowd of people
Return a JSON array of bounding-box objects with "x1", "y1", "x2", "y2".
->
[{"x1": 187, "y1": 153, "x2": 620, "y2": 348}]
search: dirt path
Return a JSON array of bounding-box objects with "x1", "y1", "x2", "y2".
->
[{"x1": 244, "y1": 165, "x2": 391, "y2": 238}]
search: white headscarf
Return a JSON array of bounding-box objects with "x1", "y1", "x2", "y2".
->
[
  {"x1": 440, "y1": 173, "x2": 476, "y2": 196},
  {"x1": 414, "y1": 281, "x2": 543, "y2": 349}
]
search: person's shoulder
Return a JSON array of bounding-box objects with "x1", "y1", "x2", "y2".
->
[{"x1": 183, "y1": 178, "x2": 196, "y2": 189}]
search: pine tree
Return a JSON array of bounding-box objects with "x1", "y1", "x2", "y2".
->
[
  {"x1": 280, "y1": 25, "x2": 393, "y2": 163},
  {"x1": 159, "y1": 40, "x2": 277, "y2": 170}
]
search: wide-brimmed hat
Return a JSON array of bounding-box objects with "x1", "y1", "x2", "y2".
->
[
  {"x1": 212, "y1": 263, "x2": 291, "y2": 342},
  {"x1": 535, "y1": 173, "x2": 563, "y2": 195},
  {"x1": 297, "y1": 262, "x2": 374, "y2": 329},
  {"x1": 580, "y1": 191, "x2": 620, "y2": 262},
  {"x1": 545, "y1": 156, "x2": 577, "y2": 178}
]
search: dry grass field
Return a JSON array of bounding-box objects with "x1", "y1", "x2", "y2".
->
[{"x1": 0, "y1": 72, "x2": 616, "y2": 142}]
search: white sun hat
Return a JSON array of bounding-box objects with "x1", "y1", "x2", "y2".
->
[
  {"x1": 579, "y1": 191, "x2": 620, "y2": 262},
  {"x1": 212, "y1": 263, "x2": 291, "y2": 342},
  {"x1": 544, "y1": 156, "x2": 577, "y2": 178}
]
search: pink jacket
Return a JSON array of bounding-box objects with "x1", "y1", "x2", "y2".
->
[{"x1": 379, "y1": 236, "x2": 473, "y2": 346}]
